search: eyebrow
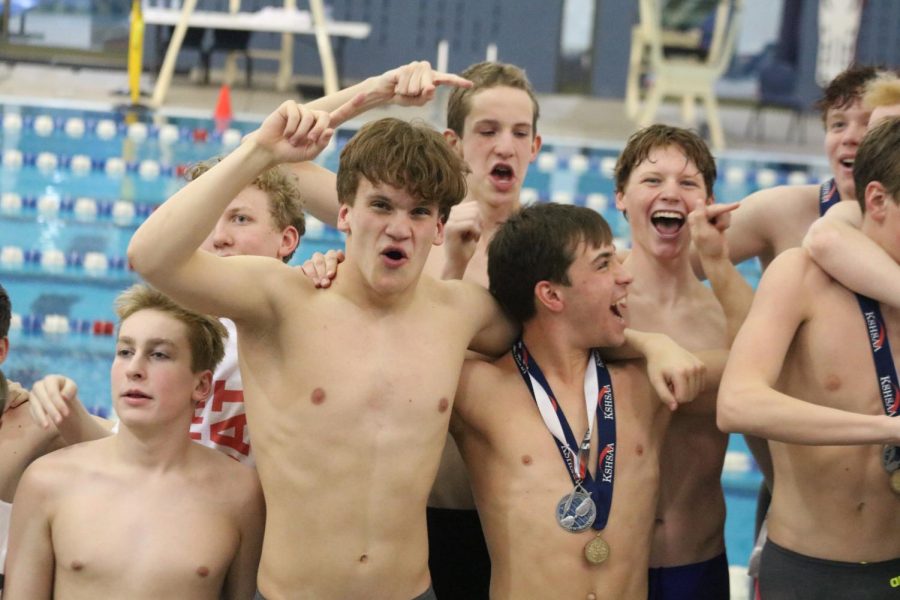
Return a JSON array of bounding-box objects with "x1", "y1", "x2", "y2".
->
[
  {"x1": 592, "y1": 249, "x2": 615, "y2": 264},
  {"x1": 117, "y1": 336, "x2": 177, "y2": 348},
  {"x1": 473, "y1": 118, "x2": 532, "y2": 130}
]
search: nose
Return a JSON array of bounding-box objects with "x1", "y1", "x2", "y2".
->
[
  {"x1": 843, "y1": 119, "x2": 866, "y2": 146},
  {"x1": 615, "y1": 260, "x2": 634, "y2": 287},
  {"x1": 384, "y1": 212, "x2": 412, "y2": 240},
  {"x1": 658, "y1": 178, "x2": 681, "y2": 202},
  {"x1": 125, "y1": 354, "x2": 146, "y2": 380},
  {"x1": 207, "y1": 220, "x2": 232, "y2": 250},
  {"x1": 492, "y1": 130, "x2": 515, "y2": 158}
]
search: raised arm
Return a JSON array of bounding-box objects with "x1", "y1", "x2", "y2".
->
[
  {"x1": 689, "y1": 199, "x2": 754, "y2": 343},
  {"x1": 129, "y1": 100, "x2": 350, "y2": 320},
  {"x1": 284, "y1": 61, "x2": 474, "y2": 228},
  {"x1": 803, "y1": 200, "x2": 900, "y2": 308},
  {"x1": 718, "y1": 249, "x2": 900, "y2": 445},
  {"x1": 4, "y1": 461, "x2": 56, "y2": 600}
]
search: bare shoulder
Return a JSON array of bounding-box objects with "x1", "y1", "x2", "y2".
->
[
  {"x1": 233, "y1": 255, "x2": 316, "y2": 318},
  {"x1": 762, "y1": 246, "x2": 831, "y2": 292},
  {"x1": 739, "y1": 184, "x2": 819, "y2": 210},
  {"x1": 607, "y1": 359, "x2": 664, "y2": 414},
  {"x1": 1, "y1": 402, "x2": 59, "y2": 445},
  {"x1": 189, "y1": 445, "x2": 262, "y2": 504},
  {"x1": 421, "y1": 276, "x2": 497, "y2": 317},
  {"x1": 18, "y1": 442, "x2": 95, "y2": 495},
  {"x1": 455, "y1": 356, "x2": 519, "y2": 426}
]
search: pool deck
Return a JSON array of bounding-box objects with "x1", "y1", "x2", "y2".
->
[{"x1": 0, "y1": 61, "x2": 826, "y2": 163}]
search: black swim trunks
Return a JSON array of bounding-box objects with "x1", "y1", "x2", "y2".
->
[{"x1": 759, "y1": 539, "x2": 900, "y2": 599}]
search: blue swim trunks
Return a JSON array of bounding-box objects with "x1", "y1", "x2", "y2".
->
[{"x1": 648, "y1": 552, "x2": 730, "y2": 600}]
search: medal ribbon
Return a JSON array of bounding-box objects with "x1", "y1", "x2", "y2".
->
[
  {"x1": 855, "y1": 294, "x2": 900, "y2": 418},
  {"x1": 511, "y1": 339, "x2": 616, "y2": 530},
  {"x1": 819, "y1": 177, "x2": 841, "y2": 216}
]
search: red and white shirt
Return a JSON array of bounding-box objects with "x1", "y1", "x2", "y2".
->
[{"x1": 190, "y1": 319, "x2": 253, "y2": 465}]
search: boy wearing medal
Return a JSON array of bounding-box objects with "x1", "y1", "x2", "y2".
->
[
  {"x1": 718, "y1": 117, "x2": 900, "y2": 599},
  {"x1": 450, "y1": 203, "x2": 724, "y2": 599},
  {"x1": 614, "y1": 125, "x2": 752, "y2": 598}
]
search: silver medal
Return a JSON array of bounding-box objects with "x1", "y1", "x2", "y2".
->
[
  {"x1": 556, "y1": 489, "x2": 596, "y2": 532},
  {"x1": 883, "y1": 445, "x2": 900, "y2": 473}
]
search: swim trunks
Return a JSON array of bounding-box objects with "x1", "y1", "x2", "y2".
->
[
  {"x1": 254, "y1": 585, "x2": 437, "y2": 599},
  {"x1": 759, "y1": 539, "x2": 900, "y2": 600},
  {"x1": 647, "y1": 552, "x2": 730, "y2": 600},
  {"x1": 427, "y1": 506, "x2": 490, "y2": 599}
]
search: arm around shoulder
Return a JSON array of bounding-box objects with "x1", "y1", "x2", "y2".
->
[
  {"x1": 803, "y1": 201, "x2": 900, "y2": 308},
  {"x1": 460, "y1": 282, "x2": 518, "y2": 359},
  {"x1": 717, "y1": 249, "x2": 900, "y2": 444}
]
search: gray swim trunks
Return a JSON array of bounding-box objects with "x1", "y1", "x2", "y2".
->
[{"x1": 255, "y1": 585, "x2": 437, "y2": 599}]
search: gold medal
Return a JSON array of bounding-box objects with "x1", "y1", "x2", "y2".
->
[
  {"x1": 891, "y1": 470, "x2": 900, "y2": 495},
  {"x1": 584, "y1": 534, "x2": 610, "y2": 565}
]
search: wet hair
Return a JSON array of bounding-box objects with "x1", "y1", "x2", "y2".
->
[
  {"x1": 854, "y1": 116, "x2": 900, "y2": 213},
  {"x1": 187, "y1": 158, "x2": 305, "y2": 262},
  {"x1": 0, "y1": 283, "x2": 9, "y2": 338},
  {"x1": 114, "y1": 284, "x2": 227, "y2": 373},
  {"x1": 488, "y1": 203, "x2": 613, "y2": 324},
  {"x1": 614, "y1": 124, "x2": 716, "y2": 199},
  {"x1": 815, "y1": 65, "x2": 883, "y2": 123},
  {"x1": 863, "y1": 72, "x2": 900, "y2": 110},
  {"x1": 336, "y1": 118, "x2": 468, "y2": 222},
  {"x1": 447, "y1": 61, "x2": 540, "y2": 137}
]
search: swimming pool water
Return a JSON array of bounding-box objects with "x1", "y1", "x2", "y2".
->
[{"x1": 2, "y1": 101, "x2": 819, "y2": 567}]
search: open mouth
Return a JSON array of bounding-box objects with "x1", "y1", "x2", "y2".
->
[
  {"x1": 491, "y1": 164, "x2": 513, "y2": 179},
  {"x1": 650, "y1": 210, "x2": 685, "y2": 236},
  {"x1": 610, "y1": 300, "x2": 627, "y2": 323},
  {"x1": 839, "y1": 158, "x2": 854, "y2": 170},
  {"x1": 381, "y1": 247, "x2": 408, "y2": 265}
]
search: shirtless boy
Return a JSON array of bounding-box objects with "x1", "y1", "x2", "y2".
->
[
  {"x1": 802, "y1": 72, "x2": 900, "y2": 308},
  {"x1": 4, "y1": 284, "x2": 264, "y2": 600},
  {"x1": 615, "y1": 125, "x2": 751, "y2": 598},
  {"x1": 718, "y1": 117, "x2": 900, "y2": 599},
  {"x1": 0, "y1": 284, "x2": 63, "y2": 593},
  {"x1": 424, "y1": 60, "x2": 542, "y2": 598},
  {"x1": 451, "y1": 202, "x2": 720, "y2": 599},
  {"x1": 128, "y1": 100, "x2": 515, "y2": 598},
  {"x1": 723, "y1": 65, "x2": 889, "y2": 268},
  {"x1": 28, "y1": 60, "x2": 472, "y2": 467}
]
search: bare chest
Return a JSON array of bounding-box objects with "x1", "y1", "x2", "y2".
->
[
  {"x1": 52, "y1": 482, "x2": 239, "y2": 587},
  {"x1": 628, "y1": 293, "x2": 727, "y2": 351},
  {"x1": 785, "y1": 291, "x2": 900, "y2": 413}
]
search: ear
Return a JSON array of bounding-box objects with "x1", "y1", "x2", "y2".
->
[
  {"x1": 443, "y1": 129, "x2": 463, "y2": 157},
  {"x1": 534, "y1": 280, "x2": 565, "y2": 314},
  {"x1": 432, "y1": 217, "x2": 445, "y2": 246},
  {"x1": 614, "y1": 190, "x2": 628, "y2": 214},
  {"x1": 706, "y1": 193, "x2": 715, "y2": 206},
  {"x1": 0, "y1": 337, "x2": 8, "y2": 364},
  {"x1": 278, "y1": 226, "x2": 301, "y2": 259},
  {"x1": 192, "y1": 370, "x2": 213, "y2": 406},
  {"x1": 529, "y1": 134, "x2": 543, "y2": 161},
  {"x1": 865, "y1": 181, "x2": 889, "y2": 221},
  {"x1": 337, "y1": 203, "x2": 352, "y2": 234}
]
